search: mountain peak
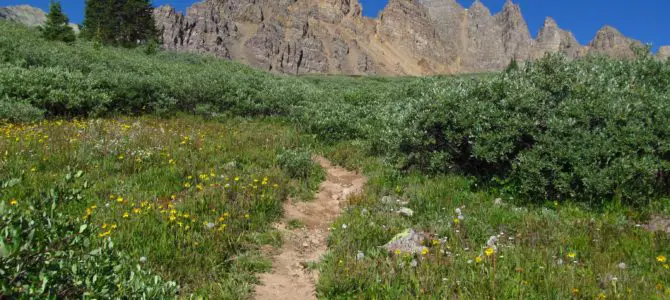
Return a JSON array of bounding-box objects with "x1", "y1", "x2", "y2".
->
[
  {"x1": 596, "y1": 25, "x2": 622, "y2": 35},
  {"x1": 543, "y1": 16, "x2": 558, "y2": 28},
  {"x1": 589, "y1": 25, "x2": 641, "y2": 59},
  {"x1": 469, "y1": 0, "x2": 491, "y2": 16},
  {"x1": 2, "y1": 0, "x2": 653, "y2": 76}
]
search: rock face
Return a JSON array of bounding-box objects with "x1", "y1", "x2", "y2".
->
[
  {"x1": 587, "y1": 26, "x2": 642, "y2": 59},
  {"x1": 155, "y1": 0, "x2": 378, "y2": 74},
  {"x1": 658, "y1": 46, "x2": 670, "y2": 60},
  {"x1": 151, "y1": 0, "x2": 667, "y2": 75},
  {"x1": 532, "y1": 17, "x2": 582, "y2": 59},
  {"x1": 0, "y1": 5, "x2": 46, "y2": 27},
  {"x1": 2, "y1": 2, "x2": 666, "y2": 75},
  {"x1": 0, "y1": 5, "x2": 79, "y2": 33}
]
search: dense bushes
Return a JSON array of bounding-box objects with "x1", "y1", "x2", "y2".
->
[
  {"x1": 1, "y1": 21, "x2": 669, "y2": 204},
  {"x1": 384, "y1": 55, "x2": 670, "y2": 204}
]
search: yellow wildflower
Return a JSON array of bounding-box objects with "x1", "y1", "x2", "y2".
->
[
  {"x1": 184, "y1": 182, "x2": 191, "y2": 188},
  {"x1": 571, "y1": 288, "x2": 579, "y2": 295},
  {"x1": 421, "y1": 248, "x2": 429, "y2": 256},
  {"x1": 223, "y1": 212, "x2": 230, "y2": 217},
  {"x1": 657, "y1": 255, "x2": 667, "y2": 263},
  {"x1": 102, "y1": 223, "x2": 108, "y2": 229},
  {"x1": 484, "y1": 247, "x2": 495, "y2": 257},
  {"x1": 9, "y1": 199, "x2": 17, "y2": 206},
  {"x1": 196, "y1": 184, "x2": 204, "y2": 191},
  {"x1": 453, "y1": 218, "x2": 459, "y2": 225},
  {"x1": 567, "y1": 251, "x2": 576, "y2": 259},
  {"x1": 244, "y1": 214, "x2": 250, "y2": 219},
  {"x1": 597, "y1": 292, "x2": 606, "y2": 300},
  {"x1": 123, "y1": 212, "x2": 129, "y2": 218},
  {"x1": 432, "y1": 239, "x2": 440, "y2": 246},
  {"x1": 116, "y1": 196, "x2": 124, "y2": 203},
  {"x1": 169, "y1": 215, "x2": 176, "y2": 221},
  {"x1": 664, "y1": 264, "x2": 669, "y2": 269},
  {"x1": 133, "y1": 208, "x2": 141, "y2": 214},
  {"x1": 475, "y1": 256, "x2": 483, "y2": 263},
  {"x1": 234, "y1": 177, "x2": 239, "y2": 181},
  {"x1": 111, "y1": 224, "x2": 118, "y2": 229},
  {"x1": 395, "y1": 249, "x2": 402, "y2": 255}
]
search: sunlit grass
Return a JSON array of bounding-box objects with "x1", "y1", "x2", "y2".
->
[
  {"x1": 318, "y1": 142, "x2": 670, "y2": 299},
  {"x1": 0, "y1": 115, "x2": 322, "y2": 297}
]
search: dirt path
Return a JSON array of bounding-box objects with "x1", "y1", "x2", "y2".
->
[{"x1": 253, "y1": 156, "x2": 367, "y2": 300}]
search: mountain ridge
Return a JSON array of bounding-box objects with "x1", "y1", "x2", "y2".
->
[
  {"x1": 153, "y1": 0, "x2": 664, "y2": 75},
  {"x1": 1, "y1": 1, "x2": 665, "y2": 75}
]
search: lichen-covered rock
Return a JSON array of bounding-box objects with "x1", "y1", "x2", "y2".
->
[
  {"x1": 398, "y1": 207, "x2": 414, "y2": 217},
  {"x1": 383, "y1": 229, "x2": 427, "y2": 255}
]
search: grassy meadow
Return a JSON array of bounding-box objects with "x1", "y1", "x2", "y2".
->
[
  {"x1": 1, "y1": 20, "x2": 670, "y2": 298},
  {"x1": 1, "y1": 116, "x2": 327, "y2": 298}
]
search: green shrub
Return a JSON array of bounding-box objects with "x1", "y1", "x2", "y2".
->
[
  {"x1": 0, "y1": 172, "x2": 178, "y2": 298},
  {"x1": 1, "y1": 21, "x2": 670, "y2": 205},
  {"x1": 387, "y1": 54, "x2": 670, "y2": 204},
  {"x1": 0, "y1": 97, "x2": 45, "y2": 122},
  {"x1": 277, "y1": 149, "x2": 315, "y2": 180}
]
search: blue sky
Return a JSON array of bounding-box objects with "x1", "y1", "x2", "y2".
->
[{"x1": 6, "y1": 0, "x2": 669, "y2": 50}]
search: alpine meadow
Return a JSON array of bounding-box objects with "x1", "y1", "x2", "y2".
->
[{"x1": 1, "y1": 1, "x2": 670, "y2": 299}]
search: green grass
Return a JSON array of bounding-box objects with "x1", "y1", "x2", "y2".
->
[
  {"x1": 317, "y1": 142, "x2": 670, "y2": 299},
  {"x1": 2, "y1": 19, "x2": 670, "y2": 299},
  {"x1": 287, "y1": 219, "x2": 306, "y2": 230},
  {"x1": 0, "y1": 115, "x2": 323, "y2": 298}
]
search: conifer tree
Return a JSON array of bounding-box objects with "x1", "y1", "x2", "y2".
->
[
  {"x1": 41, "y1": 1, "x2": 76, "y2": 43},
  {"x1": 82, "y1": 0, "x2": 157, "y2": 47}
]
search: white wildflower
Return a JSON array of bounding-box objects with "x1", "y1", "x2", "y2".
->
[{"x1": 356, "y1": 251, "x2": 365, "y2": 260}]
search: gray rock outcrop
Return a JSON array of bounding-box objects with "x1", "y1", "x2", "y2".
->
[
  {"x1": 0, "y1": 5, "x2": 79, "y2": 33},
  {"x1": 2, "y1": 2, "x2": 662, "y2": 75}
]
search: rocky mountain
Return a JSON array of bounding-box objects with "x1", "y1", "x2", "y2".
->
[
  {"x1": 0, "y1": 5, "x2": 47, "y2": 27},
  {"x1": 152, "y1": 0, "x2": 667, "y2": 75},
  {"x1": 2, "y1": 2, "x2": 666, "y2": 75},
  {"x1": 0, "y1": 5, "x2": 79, "y2": 33}
]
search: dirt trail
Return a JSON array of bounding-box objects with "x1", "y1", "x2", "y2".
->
[{"x1": 253, "y1": 156, "x2": 367, "y2": 300}]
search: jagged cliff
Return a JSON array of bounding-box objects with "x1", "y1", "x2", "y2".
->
[
  {"x1": 153, "y1": 0, "x2": 663, "y2": 75},
  {"x1": 1, "y1": 2, "x2": 665, "y2": 75}
]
